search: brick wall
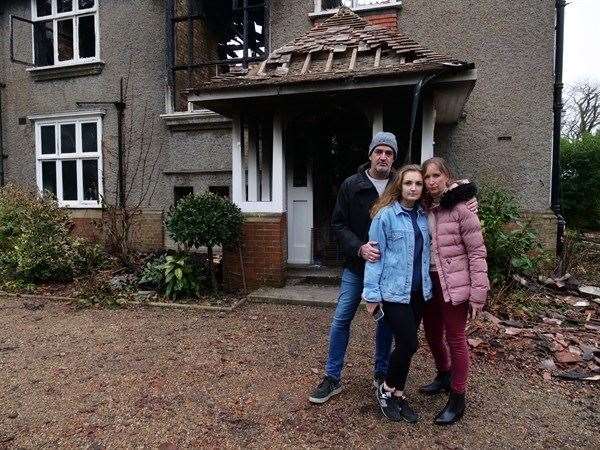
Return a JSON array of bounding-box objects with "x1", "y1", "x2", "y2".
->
[
  {"x1": 68, "y1": 209, "x2": 164, "y2": 251},
  {"x1": 223, "y1": 213, "x2": 287, "y2": 291},
  {"x1": 365, "y1": 12, "x2": 398, "y2": 30}
]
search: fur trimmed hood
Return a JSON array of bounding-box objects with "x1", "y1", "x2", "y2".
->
[{"x1": 439, "y1": 180, "x2": 477, "y2": 209}]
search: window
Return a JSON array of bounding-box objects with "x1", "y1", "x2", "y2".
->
[
  {"x1": 209, "y1": 186, "x2": 230, "y2": 199},
  {"x1": 35, "y1": 114, "x2": 103, "y2": 207},
  {"x1": 316, "y1": 0, "x2": 398, "y2": 12},
  {"x1": 169, "y1": 0, "x2": 268, "y2": 111},
  {"x1": 174, "y1": 186, "x2": 194, "y2": 205},
  {"x1": 31, "y1": 0, "x2": 99, "y2": 67}
]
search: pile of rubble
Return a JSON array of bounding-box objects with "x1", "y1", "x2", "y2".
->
[{"x1": 469, "y1": 274, "x2": 600, "y2": 383}]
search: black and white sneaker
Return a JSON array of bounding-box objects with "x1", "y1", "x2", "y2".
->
[
  {"x1": 395, "y1": 395, "x2": 419, "y2": 423},
  {"x1": 375, "y1": 384, "x2": 403, "y2": 421},
  {"x1": 373, "y1": 373, "x2": 386, "y2": 389},
  {"x1": 308, "y1": 376, "x2": 343, "y2": 404}
]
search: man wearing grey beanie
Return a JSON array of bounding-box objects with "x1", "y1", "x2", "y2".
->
[{"x1": 309, "y1": 131, "x2": 398, "y2": 404}]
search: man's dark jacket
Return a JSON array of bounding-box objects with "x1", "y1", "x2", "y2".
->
[{"x1": 331, "y1": 162, "x2": 384, "y2": 276}]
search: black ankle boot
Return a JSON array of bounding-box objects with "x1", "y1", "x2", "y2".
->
[
  {"x1": 434, "y1": 390, "x2": 465, "y2": 425},
  {"x1": 419, "y1": 371, "x2": 451, "y2": 395}
]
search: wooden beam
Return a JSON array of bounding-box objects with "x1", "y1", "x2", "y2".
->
[
  {"x1": 349, "y1": 47, "x2": 358, "y2": 71},
  {"x1": 374, "y1": 47, "x2": 382, "y2": 68},
  {"x1": 325, "y1": 51, "x2": 334, "y2": 72},
  {"x1": 301, "y1": 53, "x2": 312, "y2": 75}
]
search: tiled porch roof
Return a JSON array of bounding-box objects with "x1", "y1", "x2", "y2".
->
[{"x1": 190, "y1": 7, "x2": 472, "y2": 94}]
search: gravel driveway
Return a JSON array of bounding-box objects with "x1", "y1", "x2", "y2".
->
[{"x1": 1, "y1": 296, "x2": 598, "y2": 448}]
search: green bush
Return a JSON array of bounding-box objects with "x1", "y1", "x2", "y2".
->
[
  {"x1": 163, "y1": 254, "x2": 202, "y2": 300},
  {"x1": 166, "y1": 193, "x2": 243, "y2": 291},
  {"x1": 479, "y1": 187, "x2": 546, "y2": 286},
  {"x1": 139, "y1": 254, "x2": 167, "y2": 290},
  {"x1": 560, "y1": 133, "x2": 600, "y2": 230},
  {"x1": 0, "y1": 184, "x2": 104, "y2": 284}
]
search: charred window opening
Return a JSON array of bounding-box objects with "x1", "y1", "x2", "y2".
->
[{"x1": 169, "y1": 0, "x2": 268, "y2": 111}]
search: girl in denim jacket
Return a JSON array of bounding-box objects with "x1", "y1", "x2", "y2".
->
[{"x1": 362, "y1": 164, "x2": 432, "y2": 423}]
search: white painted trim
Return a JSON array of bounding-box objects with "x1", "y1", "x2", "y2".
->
[
  {"x1": 231, "y1": 115, "x2": 243, "y2": 206},
  {"x1": 189, "y1": 69, "x2": 478, "y2": 103},
  {"x1": 247, "y1": 126, "x2": 259, "y2": 202},
  {"x1": 421, "y1": 97, "x2": 436, "y2": 163},
  {"x1": 28, "y1": 109, "x2": 106, "y2": 122},
  {"x1": 310, "y1": 1, "x2": 402, "y2": 18},
  {"x1": 271, "y1": 112, "x2": 286, "y2": 213},
  {"x1": 371, "y1": 104, "x2": 383, "y2": 137}
]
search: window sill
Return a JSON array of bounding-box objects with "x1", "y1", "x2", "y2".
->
[
  {"x1": 310, "y1": 1, "x2": 402, "y2": 19},
  {"x1": 59, "y1": 202, "x2": 102, "y2": 209},
  {"x1": 160, "y1": 109, "x2": 231, "y2": 131},
  {"x1": 27, "y1": 61, "x2": 105, "y2": 82}
]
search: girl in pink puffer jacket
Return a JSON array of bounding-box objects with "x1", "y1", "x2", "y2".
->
[{"x1": 420, "y1": 157, "x2": 489, "y2": 426}]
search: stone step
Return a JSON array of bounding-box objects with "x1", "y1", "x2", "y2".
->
[
  {"x1": 248, "y1": 284, "x2": 339, "y2": 307},
  {"x1": 286, "y1": 266, "x2": 342, "y2": 286}
]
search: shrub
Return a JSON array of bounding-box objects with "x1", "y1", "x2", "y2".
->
[
  {"x1": 0, "y1": 184, "x2": 105, "y2": 284},
  {"x1": 165, "y1": 193, "x2": 243, "y2": 291},
  {"x1": 479, "y1": 187, "x2": 546, "y2": 286},
  {"x1": 163, "y1": 254, "x2": 202, "y2": 300},
  {"x1": 139, "y1": 254, "x2": 167, "y2": 290},
  {"x1": 560, "y1": 133, "x2": 600, "y2": 230}
]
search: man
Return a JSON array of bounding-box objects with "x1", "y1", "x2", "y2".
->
[{"x1": 309, "y1": 131, "x2": 397, "y2": 404}]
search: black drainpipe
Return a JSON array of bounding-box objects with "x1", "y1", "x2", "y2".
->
[
  {"x1": 407, "y1": 63, "x2": 470, "y2": 163},
  {"x1": 552, "y1": 0, "x2": 566, "y2": 272},
  {"x1": 0, "y1": 83, "x2": 5, "y2": 187}
]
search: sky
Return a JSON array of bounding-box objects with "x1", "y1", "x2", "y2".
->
[{"x1": 563, "y1": 0, "x2": 600, "y2": 86}]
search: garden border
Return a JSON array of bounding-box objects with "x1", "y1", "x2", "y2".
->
[{"x1": 0, "y1": 291, "x2": 247, "y2": 312}]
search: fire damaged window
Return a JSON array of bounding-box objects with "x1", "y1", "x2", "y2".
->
[
  {"x1": 169, "y1": 0, "x2": 268, "y2": 111},
  {"x1": 27, "y1": 0, "x2": 99, "y2": 67}
]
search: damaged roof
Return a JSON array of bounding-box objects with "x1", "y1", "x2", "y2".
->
[{"x1": 189, "y1": 6, "x2": 472, "y2": 95}]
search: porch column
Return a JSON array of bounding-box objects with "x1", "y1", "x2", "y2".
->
[
  {"x1": 421, "y1": 96, "x2": 436, "y2": 162},
  {"x1": 231, "y1": 114, "x2": 244, "y2": 205},
  {"x1": 271, "y1": 111, "x2": 285, "y2": 212},
  {"x1": 247, "y1": 126, "x2": 259, "y2": 202},
  {"x1": 371, "y1": 104, "x2": 384, "y2": 137}
]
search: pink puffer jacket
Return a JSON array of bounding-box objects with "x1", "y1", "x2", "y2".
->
[{"x1": 429, "y1": 182, "x2": 489, "y2": 307}]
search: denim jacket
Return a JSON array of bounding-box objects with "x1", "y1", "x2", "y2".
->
[{"x1": 362, "y1": 201, "x2": 433, "y2": 304}]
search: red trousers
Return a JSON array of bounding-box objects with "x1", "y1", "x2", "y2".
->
[{"x1": 423, "y1": 272, "x2": 469, "y2": 394}]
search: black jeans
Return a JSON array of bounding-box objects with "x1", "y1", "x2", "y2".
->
[{"x1": 382, "y1": 291, "x2": 425, "y2": 391}]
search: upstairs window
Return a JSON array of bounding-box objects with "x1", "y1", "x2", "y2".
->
[
  {"x1": 31, "y1": 0, "x2": 99, "y2": 67},
  {"x1": 169, "y1": 0, "x2": 268, "y2": 111},
  {"x1": 316, "y1": 0, "x2": 399, "y2": 12}
]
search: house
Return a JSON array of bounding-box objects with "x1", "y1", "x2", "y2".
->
[{"x1": 0, "y1": 1, "x2": 559, "y2": 289}]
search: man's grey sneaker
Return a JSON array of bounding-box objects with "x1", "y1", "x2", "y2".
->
[
  {"x1": 375, "y1": 383, "x2": 403, "y2": 421},
  {"x1": 308, "y1": 376, "x2": 343, "y2": 404}
]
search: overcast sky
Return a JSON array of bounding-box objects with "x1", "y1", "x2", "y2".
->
[{"x1": 564, "y1": 0, "x2": 600, "y2": 86}]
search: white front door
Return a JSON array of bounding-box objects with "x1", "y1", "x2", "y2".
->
[{"x1": 287, "y1": 154, "x2": 313, "y2": 265}]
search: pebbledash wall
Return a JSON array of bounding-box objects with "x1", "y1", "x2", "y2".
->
[{"x1": 1, "y1": 1, "x2": 556, "y2": 288}]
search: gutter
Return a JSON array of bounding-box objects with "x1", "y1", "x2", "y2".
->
[
  {"x1": 552, "y1": 0, "x2": 567, "y2": 272},
  {"x1": 406, "y1": 62, "x2": 470, "y2": 163},
  {"x1": 0, "y1": 82, "x2": 5, "y2": 187}
]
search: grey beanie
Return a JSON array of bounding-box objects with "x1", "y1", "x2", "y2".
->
[{"x1": 368, "y1": 131, "x2": 398, "y2": 158}]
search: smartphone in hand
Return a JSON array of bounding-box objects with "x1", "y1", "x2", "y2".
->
[{"x1": 372, "y1": 304, "x2": 384, "y2": 322}]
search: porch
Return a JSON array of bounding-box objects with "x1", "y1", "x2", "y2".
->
[{"x1": 188, "y1": 7, "x2": 476, "y2": 289}]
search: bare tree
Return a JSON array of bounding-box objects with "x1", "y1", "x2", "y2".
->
[
  {"x1": 100, "y1": 71, "x2": 163, "y2": 267},
  {"x1": 563, "y1": 81, "x2": 600, "y2": 139}
]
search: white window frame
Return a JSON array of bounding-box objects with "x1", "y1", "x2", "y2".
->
[
  {"x1": 33, "y1": 112, "x2": 104, "y2": 208},
  {"x1": 31, "y1": 0, "x2": 100, "y2": 68},
  {"x1": 313, "y1": 0, "x2": 401, "y2": 14}
]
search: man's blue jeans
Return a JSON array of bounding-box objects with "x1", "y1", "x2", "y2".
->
[{"x1": 325, "y1": 268, "x2": 394, "y2": 381}]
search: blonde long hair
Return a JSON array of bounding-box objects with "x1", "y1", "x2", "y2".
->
[
  {"x1": 370, "y1": 164, "x2": 422, "y2": 218},
  {"x1": 421, "y1": 157, "x2": 455, "y2": 207}
]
